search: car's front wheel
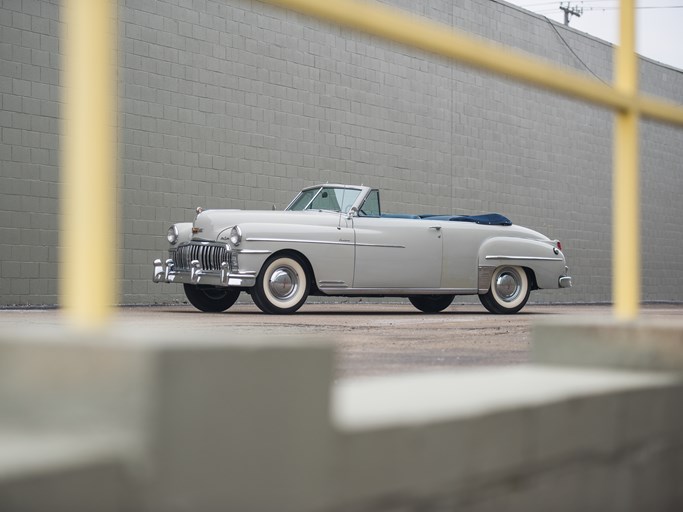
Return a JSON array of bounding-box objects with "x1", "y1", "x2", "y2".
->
[
  {"x1": 479, "y1": 266, "x2": 530, "y2": 314},
  {"x1": 251, "y1": 253, "x2": 310, "y2": 314},
  {"x1": 183, "y1": 284, "x2": 240, "y2": 312},
  {"x1": 409, "y1": 294, "x2": 455, "y2": 313}
]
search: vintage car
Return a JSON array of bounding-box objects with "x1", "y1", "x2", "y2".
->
[{"x1": 153, "y1": 184, "x2": 571, "y2": 314}]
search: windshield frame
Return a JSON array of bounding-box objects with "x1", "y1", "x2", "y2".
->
[{"x1": 285, "y1": 185, "x2": 367, "y2": 214}]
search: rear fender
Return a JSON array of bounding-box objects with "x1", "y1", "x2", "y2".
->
[{"x1": 478, "y1": 237, "x2": 567, "y2": 290}]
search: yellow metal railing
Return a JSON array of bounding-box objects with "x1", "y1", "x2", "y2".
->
[
  {"x1": 612, "y1": 0, "x2": 641, "y2": 319},
  {"x1": 63, "y1": 0, "x2": 683, "y2": 324},
  {"x1": 62, "y1": 0, "x2": 117, "y2": 327}
]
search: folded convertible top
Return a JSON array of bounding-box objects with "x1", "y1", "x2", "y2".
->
[
  {"x1": 378, "y1": 212, "x2": 512, "y2": 225},
  {"x1": 419, "y1": 213, "x2": 512, "y2": 226}
]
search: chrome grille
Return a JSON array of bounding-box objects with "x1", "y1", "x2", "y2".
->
[{"x1": 172, "y1": 242, "x2": 229, "y2": 271}]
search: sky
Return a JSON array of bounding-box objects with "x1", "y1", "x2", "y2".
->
[{"x1": 507, "y1": 0, "x2": 683, "y2": 70}]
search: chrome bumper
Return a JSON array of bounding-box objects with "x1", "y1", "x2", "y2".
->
[{"x1": 153, "y1": 258, "x2": 256, "y2": 288}]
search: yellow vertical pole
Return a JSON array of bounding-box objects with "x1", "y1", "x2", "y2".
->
[
  {"x1": 62, "y1": 0, "x2": 117, "y2": 326},
  {"x1": 613, "y1": 0, "x2": 640, "y2": 319}
]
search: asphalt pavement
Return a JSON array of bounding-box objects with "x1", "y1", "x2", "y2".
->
[{"x1": 1, "y1": 303, "x2": 681, "y2": 378}]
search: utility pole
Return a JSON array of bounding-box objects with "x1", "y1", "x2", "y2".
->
[{"x1": 559, "y1": 2, "x2": 583, "y2": 26}]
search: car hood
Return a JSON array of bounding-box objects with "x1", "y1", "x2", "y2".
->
[{"x1": 192, "y1": 209, "x2": 339, "y2": 240}]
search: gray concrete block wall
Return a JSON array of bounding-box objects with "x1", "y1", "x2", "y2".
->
[
  {"x1": 1, "y1": 0, "x2": 682, "y2": 306},
  {"x1": 0, "y1": 0, "x2": 60, "y2": 305}
]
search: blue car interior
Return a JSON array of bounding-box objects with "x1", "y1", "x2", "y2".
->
[{"x1": 377, "y1": 213, "x2": 512, "y2": 226}]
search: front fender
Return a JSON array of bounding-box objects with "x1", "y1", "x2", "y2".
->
[
  {"x1": 221, "y1": 221, "x2": 355, "y2": 291},
  {"x1": 172, "y1": 222, "x2": 193, "y2": 245},
  {"x1": 478, "y1": 237, "x2": 568, "y2": 290}
]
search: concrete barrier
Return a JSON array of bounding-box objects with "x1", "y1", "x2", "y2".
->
[
  {"x1": 533, "y1": 316, "x2": 683, "y2": 372},
  {"x1": 0, "y1": 322, "x2": 682, "y2": 511}
]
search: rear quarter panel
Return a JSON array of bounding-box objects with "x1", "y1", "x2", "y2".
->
[
  {"x1": 478, "y1": 236, "x2": 567, "y2": 289},
  {"x1": 440, "y1": 223, "x2": 529, "y2": 290}
]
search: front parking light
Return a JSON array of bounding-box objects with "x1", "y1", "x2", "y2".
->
[
  {"x1": 167, "y1": 225, "x2": 179, "y2": 245},
  {"x1": 230, "y1": 226, "x2": 242, "y2": 246}
]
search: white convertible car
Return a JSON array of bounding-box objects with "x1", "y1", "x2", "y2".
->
[{"x1": 154, "y1": 184, "x2": 571, "y2": 314}]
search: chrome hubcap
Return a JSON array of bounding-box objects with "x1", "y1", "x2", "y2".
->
[
  {"x1": 495, "y1": 270, "x2": 521, "y2": 302},
  {"x1": 268, "y1": 267, "x2": 298, "y2": 300}
]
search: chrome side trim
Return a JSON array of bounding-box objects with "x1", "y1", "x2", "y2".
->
[
  {"x1": 237, "y1": 249, "x2": 272, "y2": 254},
  {"x1": 318, "y1": 280, "x2": 348, "y2": 288},
  {"x1": 247, "y1": 237, "x2": 353, "y2": 246},
  {"x1": 356, "y1": 242, "x2": 405, "y2": 249},
  {"x1": 318, "y1": 287, "x2": 477, "y2": 296},
  {"x1": 485, "y1": 255, "x2": 564, "y2": 262},
  {"x1": 246, "y1": 237, "x2": 404, "y2": 249}
]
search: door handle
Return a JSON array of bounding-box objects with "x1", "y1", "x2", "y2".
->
[{"x1": 429, "y1": 226, "x2": 442, "y2": 231}]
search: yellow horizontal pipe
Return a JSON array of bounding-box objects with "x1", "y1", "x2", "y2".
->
[{"x1": 638, "y1": 95, "x2": 683, "y2": 126}]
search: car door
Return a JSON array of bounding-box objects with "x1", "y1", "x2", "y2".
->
[{"x1": 351, "y1": 216, "x2": 443, "y2": 289}]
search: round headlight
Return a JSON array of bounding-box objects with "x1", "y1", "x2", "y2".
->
[
  {"x1": 167, "y1": 225, "x2": 179, "y2": 245},
  {"x1": 229, "y1": 226, "x2": 242, "y2": 246}
]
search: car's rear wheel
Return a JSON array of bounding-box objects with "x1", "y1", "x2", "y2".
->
[
  {"x1": 479, "y1": 266, "x2": 530, "y2": 314},
  {"x1": 409, "y1": 294, "x2": 455, "y2": 313},
  {"x1": 251, "y1": 253, "x2": 310, "y2": 314},
  {"x1": 183, "y1": 284, "x2": 240, "y2": 312}
]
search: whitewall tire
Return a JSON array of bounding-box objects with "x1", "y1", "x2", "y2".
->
[
  {"x1": 479, "y1": 266, "x2": 530, "y2": 314},
  {"x1": 251, "y1": 254, "x2": 310, "y2": 314}
]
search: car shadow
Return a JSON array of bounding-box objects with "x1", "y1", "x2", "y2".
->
[{"x1": 153, "y1": 306, "x2": 558, "y2": 316}]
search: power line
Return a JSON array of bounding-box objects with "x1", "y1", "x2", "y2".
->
[
  {"x1": 520, "y1": 0, "x2": 683, "y2": 13},
  {"x1": 515, "y1": 0, "x2": 683, "y2": 6},
  {"x1": 585, "y1": 4, "x2": 683, "y2": 9},
  {"x1": 544, "y1": 17, "x2": 608, "y2": 83}
]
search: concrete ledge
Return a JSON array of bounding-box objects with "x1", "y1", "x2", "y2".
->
[
  {"x1": 0, "y1": 431, "x2": 133, "y2": 512},
  {"x1": 332, "y1": 366, "x2": 683, "y2": 510},
  {"x1": 1, "y1": 326, "x2": 682, "y2": 511},
  {"x1": 0, "y1": 326, "x2": 335, "y2": 512},
  {"x1": 532, "y1": 316, "x2": 683, "y2": 372}
]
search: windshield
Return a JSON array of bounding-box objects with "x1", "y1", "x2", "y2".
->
[{"x1": 287, "y1": 187, "x2": 362, "y2": 213}]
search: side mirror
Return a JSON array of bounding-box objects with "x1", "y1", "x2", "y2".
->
[{"x1": 347, "y1": 206, "x2": 358, "y2": 219}]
